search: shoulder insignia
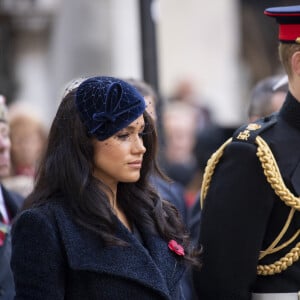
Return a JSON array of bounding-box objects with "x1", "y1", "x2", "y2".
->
[{"x1": 232, "y1": 113, "x2": 278, "y2": 144}]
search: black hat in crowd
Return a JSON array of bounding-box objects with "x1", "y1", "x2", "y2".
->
[
  {"x1": 75, "y1": 76, "x2": 146, "y2": 141},
  {"x1": 264, "y1": 5, "x2": 300, "y2": 43}
]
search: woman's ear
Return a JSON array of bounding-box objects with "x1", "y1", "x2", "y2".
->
[{"x1": 291, "y1": 51, "x2": 300, "y2": 77}]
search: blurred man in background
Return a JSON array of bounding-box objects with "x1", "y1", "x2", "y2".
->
[
  {"x1": 0, "y1": 94, "x2": 23, "y2": 300},
  {"x1": 248, "y1": 74, "x2": 288, "y2": 122}
]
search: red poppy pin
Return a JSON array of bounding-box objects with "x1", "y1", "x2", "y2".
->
[
  {"x1": 168, "y1": 239, "x2": 185, "y2": 256},
  {"x1": 0, "y1": 224, "x2": 8, "y2": 247}
]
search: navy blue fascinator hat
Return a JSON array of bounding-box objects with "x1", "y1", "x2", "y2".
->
[{"x1": 75, "y1": 76, "x2": 146, "y2": 141}]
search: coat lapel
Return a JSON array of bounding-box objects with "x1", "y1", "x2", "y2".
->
[
  {"x1": 54, "y1": 206, "x2": 184, "y2": 299},
  {"x1": 140, "y1": 229, "x2": 185, "y2": 294}
]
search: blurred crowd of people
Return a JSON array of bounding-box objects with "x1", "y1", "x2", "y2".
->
[{"x1": 2, "y1": 102, "x2": 48, "y2": 198}]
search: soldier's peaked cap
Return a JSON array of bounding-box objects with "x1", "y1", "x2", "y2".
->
[{"x1": 264, "y1": 5, "x2": 300, "y2": 44}]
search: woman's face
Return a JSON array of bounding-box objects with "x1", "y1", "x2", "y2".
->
[{"x1": 92, "y1": 115, "x2": 146, "y2": 191}]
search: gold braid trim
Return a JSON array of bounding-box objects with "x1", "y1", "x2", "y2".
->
[
  {"x1": 199, "y1": 135, "x2": 300, "y2": 276},
  {"x1": 200, "y1": 138, "x2": 232, "y2": 208},
  {"x1": 256, "y1": 136, "x2": 300, "y2": 210},
  {"x1": 259, "y1": 209, "x2": 297, "y2": 260},
  {"x1": 257, "y1": 243, "x2": 300, "y2": 275},
  {"x1": 256, "y1": 136, "x2": 300, "y2": 275}
]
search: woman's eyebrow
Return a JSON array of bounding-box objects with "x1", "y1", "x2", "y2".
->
[{"x1": 125, "y1": 123, "x2": 145, "y2": 131}]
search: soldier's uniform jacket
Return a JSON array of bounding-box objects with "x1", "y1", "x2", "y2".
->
[{"x1": 193, "y1": 92, "x2": 300, "y2": 299}]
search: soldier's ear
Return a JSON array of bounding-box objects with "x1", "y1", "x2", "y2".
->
[{"x1": 291, "y1": 51, "x2": 300, "y2": 77}]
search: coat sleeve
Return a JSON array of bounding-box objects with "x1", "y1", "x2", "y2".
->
[
  {"x1": 193, "y1": 141, "x2": 275, "y2": 300},
  {"x1": 11, "y1": 209, "x2": 66, "y2": 300}
]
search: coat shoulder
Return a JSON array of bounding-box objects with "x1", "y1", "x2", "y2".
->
[{"x1": 232, "y1": 114, "x2": 278, "y2": 145}]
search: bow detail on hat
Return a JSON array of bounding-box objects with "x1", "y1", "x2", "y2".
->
[
  {"x1": 92, "y1": 112, "x2": 117, "y2": 123},
  {"x1": 90, "y1": 82, "x2": 143, "y2": 135},
  {"x1": 75, "y1": 76, "x2": 146, "y2": 140}
]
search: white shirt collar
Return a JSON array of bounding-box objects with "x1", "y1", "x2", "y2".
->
[{"x1": 0, "y1": 186, "x2": 9, "y2": 223}]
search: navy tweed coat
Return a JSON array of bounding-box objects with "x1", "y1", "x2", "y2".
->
[{"x1": 11, "y1": 201, "x2": 186, "y2": 300}]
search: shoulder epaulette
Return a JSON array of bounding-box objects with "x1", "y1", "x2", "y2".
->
[{"x1": 232, "y1": 113, "x2": 278, "y2": 144}]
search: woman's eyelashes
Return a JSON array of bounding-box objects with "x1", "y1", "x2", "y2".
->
[
  {"x1": 115, "y1": 130, "x2": 145, "y2": 141},
  {"x1": 116, "y1": 133, "x2": 130, "y2": 140}
]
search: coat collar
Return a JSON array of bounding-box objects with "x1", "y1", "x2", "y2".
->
[
  {"x1": 278, "y1": 92, "x2": 300, "y2": 196},
  {"x1": 279, "y1": 91, "x2": 300, "y2": 131},
  {"x1": 53, "y1": 204, "x2": 185, "y2": 299}
]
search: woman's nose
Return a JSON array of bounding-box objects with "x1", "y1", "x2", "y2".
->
[{"x1": 132, "y1": 135, "x2": 146, "y2": 154}]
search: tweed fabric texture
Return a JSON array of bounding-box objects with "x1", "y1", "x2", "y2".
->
[
  {"x1": 11, "y1": 202, "x2": 186, "y2": 299},
  {"x1": 75, "y1": 76, "x2": 146, "y2": 141}
]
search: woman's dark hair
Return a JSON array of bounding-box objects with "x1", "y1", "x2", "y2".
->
[{"x1": 24, "y1": 87, "x2": 200, "y2": 267}]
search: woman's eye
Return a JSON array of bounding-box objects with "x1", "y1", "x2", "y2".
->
[
  {"x1": 116, "y1": 129, "x2": 146, "y2": 140},
  {"x1": 116, "y1": 133, "x2": 130, "y2": 140}
]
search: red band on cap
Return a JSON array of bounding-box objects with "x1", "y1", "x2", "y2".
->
[{"x1": 279, "y1": 24, "x2": 300, "y2": 41}]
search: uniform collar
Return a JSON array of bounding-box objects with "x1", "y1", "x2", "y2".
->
[{"x1": 279, "y1": 91, "x2": 300, "y2": 131}]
